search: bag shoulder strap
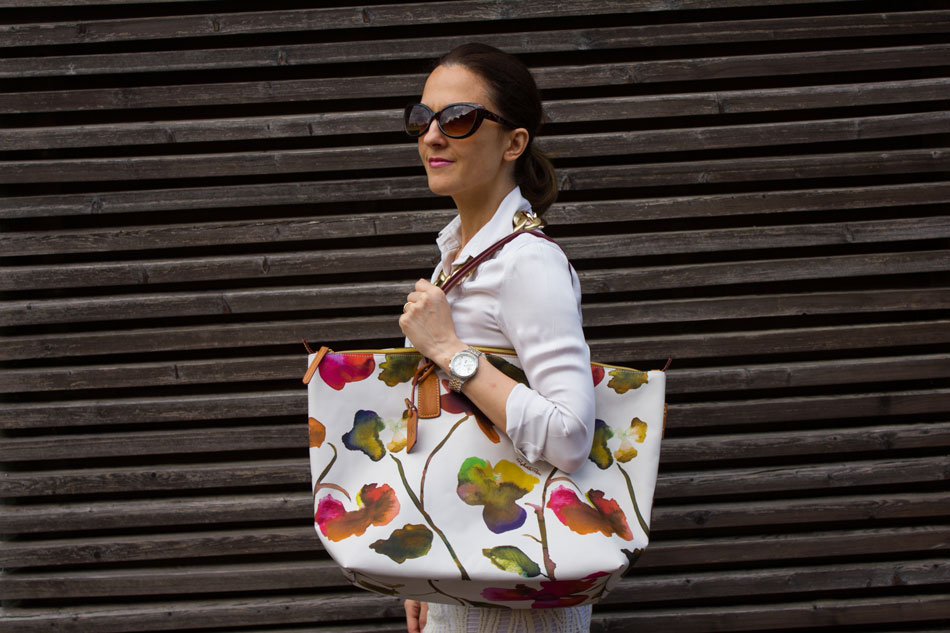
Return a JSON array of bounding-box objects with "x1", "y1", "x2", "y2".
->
[{"x1": 440, "y1": 228, "x2": 563, "y2": 294}]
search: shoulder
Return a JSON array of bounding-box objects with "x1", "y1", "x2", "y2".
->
[{"x1": 497, "y1": 231, "x2": 568, "y2": 268}]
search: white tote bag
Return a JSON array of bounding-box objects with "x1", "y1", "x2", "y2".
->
[{"x1": 304, "y1": 229, "x2": 666, "y2": 608}]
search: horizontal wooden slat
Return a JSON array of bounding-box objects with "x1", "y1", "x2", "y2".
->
[
  {"x1": 3, "y1": 416, "x2": 946, "y2": 466},
  {"x1": 4, "y1": 326, "x2": 947, "y2": 394},
  {"x1": 2, "y1": 522, "x2": 946, "y2": 570},
  {"x1": 4, "y1": 175, "x2": 946, "y2": 225},
  {"x1": 5, "y1": 78, "x2": 950, "y2": 152},
  {"x1": 7, "y1": 241, "x2": 949, "y2": 326},
  {"x1": 3, "y1": 266, "x2": 946, "y2": 361},
  {"x1": 9, "y1": 12, "x2": 948, "y2": 78},
  {"x1": 2, "y1": 360, "x2": 947, "y2": 431},
  {"x1": 1, "y1": 489, "x2": 947, "y2": 535},
  {"x1": 6, "y1": 111, "x2": 948, "y2": 183},
  {"x1": 1, "y1": 455, "x2": 944, "y2": 498},
  {"x1": 2, "y1": 594, "x2": 948, "y2": 633},
  {"x1": 7, "y1": 216, "x2": 948, "y2": 292},
  {"x1": 661, "y1": 421, "x2": 950, "y2": 463},
  {"x1": 670, "y1": 388, "x2": 950, "y2": 429},
  {"x1": 5, "y1": 182, "x2": 950, "y2": 257},
  {"x1": 0, "y1": 0, "x2": 736, "y2": 48},
  {"x1": 3, "y1": 44, "x2": 947, "y2": 114},
  {"x1": 600, "y1": 595, "x2": 950, "y2": 633},
  {"x1": 1, "y1": 557, "x2": 945, "y2": 602}
]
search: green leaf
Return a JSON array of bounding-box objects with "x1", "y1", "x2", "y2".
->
[
  {"x1": 487, "y1": 355, "x2": 529, "y2": 386},
  {"x1": 378, "y1": 353, "x2": 422, "y2": 387},
  {"x1": 370, "y1": 524, "x2": 434, "y2": 563},
  {"x1": 607, "y1": 368, "x2": 648, "y2": 394},
  {"x1": 482, "y1": 545, "x2": 542, "y2": 578},
  {"x1": 588, "y1": 419, "x2": 613, "y2": 469}
]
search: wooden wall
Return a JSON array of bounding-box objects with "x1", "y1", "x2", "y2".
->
[{"x1": 2, "y1": 1, "x2": 949, "y2": 631}]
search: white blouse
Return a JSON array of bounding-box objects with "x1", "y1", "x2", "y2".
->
[{"x1": 426, "y1": 186, "x2": 596, "y2": 474}]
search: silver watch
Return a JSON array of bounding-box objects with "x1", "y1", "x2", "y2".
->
[{"x1": 448, "y1": 346, "x2": 483, "y2": 392}]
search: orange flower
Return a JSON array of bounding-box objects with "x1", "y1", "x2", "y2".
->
[{"x1": 315, "y1": 483, "x2": 400, "y2": 542}]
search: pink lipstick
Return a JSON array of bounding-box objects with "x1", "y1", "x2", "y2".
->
[{"x1": 428, "y1": 158, "x2": 454, "y2": 168}]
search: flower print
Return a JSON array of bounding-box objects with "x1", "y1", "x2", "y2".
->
[
  {"x1": 315, "y1": 483, "x2": 400, "y2": 542},
  {"x1": 587, "y1": 419, "x2": 613, "y2": 469},
  {"x1": 591, "y1": 365, "x2": 605, "y2": 387},
  {"x1": 319, "y1": 353, "x2": 375, "y2": 390},
  {"x1": 482, "y1": 545, "x2": 541, "y2": 578},
  {"x1": 386, "y1": 411, "x2": 408, "y2": 453},
  {"x1": 441, "y1": 380, "x2": 499, "y2": 443},
  {"x1": 481, "y1": 572, "x2": 609, "y2": 608},
  {"x1": 614, "y1": 418, "x2": 647, "y2": 463},
  {"x1": 546, "y1": 486, "x2": 633, "y2": 540},
  {"x1": 308, "y1": 417, "x2": 326, "y2": 448},
  {"x1": 457, "y1": 457, "x2": 540, "y2": 533},
  {"x1": 370, "y1": 523, "x2": 433, "y2": 563},
  {"x1": 342, "y1": 409, "x2": 386, "y2": 461},
  {"x1": 606, "y1": 368, "x2": 648, "y2": 394},
  {"x1": 378, "y1": 353, "x2": 421, "y2": 387}
]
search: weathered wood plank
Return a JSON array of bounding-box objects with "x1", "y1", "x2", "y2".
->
[
  {"x1": 669, "y1": 388, "x2": 950, "y2": 429},
  {"x1": 7, "y1": 217, "x2": 948, "y2": 291},
  {"x1": 598, "y1": 595, "x2": 950, "y2": 632},
  {"x1": 2, "y1": 455, "x2": 944, "y2": 498},
  {"x1": 5, "y1": 78, "x2": 950, "y2": 152},
  {"x1": 0, "y1": 0, "x2": 734, "y2": 47},
  {"x1": 1, "y1": 490, "x2": 946, "y2": 534},
  {"x1": 2, "y1": 365, "x2": 948, "y2": 430},
  {"x1": 0, "y1": 590, "x2": 946, "y2": 633},
  {"x1": 660, "y1": 422, "x2": 950, "y2": 464},
  {"x1": 8, "y1": 12, "x2": 948, "y2": 78},
  {"x1": 2, "y1": 522, "x2": 945, "y2": 570},
  {"x1": 3, "y1": 44, "x2": 946, "y2": 113},
  {"x1": 5, "y1": 112, "x2": 947, "y2": 183},
  {"x1": 5, "y1": 182, "x2": 949, "y2": 255},
  {"x1": 6, "y1": 235, "x2": 949, "y2": 325},
  {"x1": 3, "y1": 327, "x2": 946, "y2": 394},
  {"x1": 3, "y1": 418, "x2": 946, "y2": 466},
  {"x1": 1, "y1": 557, "x2": 945, "y2": 601},
  {"x1": 4, "y1": 262, "x2": 946, "y2": 359},
  {"x1": 3, "y1": 177, "x2": 945, "y2": 223}
]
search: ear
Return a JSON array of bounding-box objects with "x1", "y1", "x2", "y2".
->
[{"x1": 502, "y1": 128, "x2": 530, "y2": 163}]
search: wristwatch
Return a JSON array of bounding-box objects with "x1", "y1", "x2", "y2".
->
[{"x1": 448, "y1": 346, "x2": 483, "y2": 392}]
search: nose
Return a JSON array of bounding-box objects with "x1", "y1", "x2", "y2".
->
[{"x1": 422, "y1": 116, "x2": 447, "y2": 147}]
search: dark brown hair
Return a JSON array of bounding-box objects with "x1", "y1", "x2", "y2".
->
[{"x1": 437, "y1": 43, "x2": 557, "y2": 215}]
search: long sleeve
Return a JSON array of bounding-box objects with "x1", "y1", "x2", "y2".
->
[{"x1": 496, "y1": 237, "x2": 595, "y2": 473}]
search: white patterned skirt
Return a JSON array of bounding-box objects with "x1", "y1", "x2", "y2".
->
[{"x1": 423, "y1": 602, "x2": 592, "y2": 633}]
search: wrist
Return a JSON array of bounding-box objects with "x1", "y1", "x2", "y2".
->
[{"x1": 438, "y1": 339, "x2": 469, "y2": 373}]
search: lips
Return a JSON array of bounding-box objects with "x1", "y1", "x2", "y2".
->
[{"x1": 428, "y1": 157, "x2": 454, "y2": 168}]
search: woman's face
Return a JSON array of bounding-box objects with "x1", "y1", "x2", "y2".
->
[{"x1": 417, "y1": 64, "x2": 523, "y2": 205}]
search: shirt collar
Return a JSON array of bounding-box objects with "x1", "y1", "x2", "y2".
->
[{"x1": 435, "y1": 186, "x2": 535, "y2": 278}]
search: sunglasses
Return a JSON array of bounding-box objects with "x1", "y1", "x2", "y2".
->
[{"x1": 404, "y1": 102, "x2": 517, "y2": 139}]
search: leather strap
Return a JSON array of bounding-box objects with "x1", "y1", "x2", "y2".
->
[{"x1": 441, "y1": 229, "x2": 562, "y2": 295}]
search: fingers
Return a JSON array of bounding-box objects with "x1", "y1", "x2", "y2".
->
[
  {"x1": 405, "y1": 599, "x2": 421, "y2": 633},
  {"x1": 420, "y1": 601, "x2": 429, "y2": 631}
]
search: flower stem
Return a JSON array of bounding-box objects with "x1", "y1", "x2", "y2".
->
[
  {"x1": 391, "y1": 454, "x2": 470, "y2": 580},
  {"x1": 536, "y1": 468, "x2": 559, "y2": 580},
  {"x1": 420, "y1": 415, "x2": 469, "y2": 510},
  {"x1": 617, "y1": 463, "x2": 650, "y2": 537}
]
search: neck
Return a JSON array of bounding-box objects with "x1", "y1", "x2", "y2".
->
[{"x1": 453, "y1": 179, "x2": 518, "y2": 251}]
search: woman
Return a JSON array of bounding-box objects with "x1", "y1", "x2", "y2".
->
[{"x1": 399, "y1": 43, "x2": 596, "y2": 633}]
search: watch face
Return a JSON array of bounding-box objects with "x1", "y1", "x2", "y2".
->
[{"x1": 451, "y1": 351, "x2": 478, "y2": 378}]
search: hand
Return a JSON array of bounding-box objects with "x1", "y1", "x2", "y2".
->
[
  {"x1": 405, "y1": 599, "x2": 428, "y2": 632},
  {"x1": 399, "y1": 278, "x2": 466, "y2": 369}
]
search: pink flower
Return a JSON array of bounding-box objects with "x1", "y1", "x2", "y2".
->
[{"x1": 481, "y1": 572, "x2": 609, "y2": 608}]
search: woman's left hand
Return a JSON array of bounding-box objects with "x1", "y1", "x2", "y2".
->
[{"x1": 399, "y1": 278, "x2": 465, "y2": 368}]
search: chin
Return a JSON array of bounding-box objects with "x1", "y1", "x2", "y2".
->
[{"x1": 426, "y1": 174, "x2": 458, "y2": 197}]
